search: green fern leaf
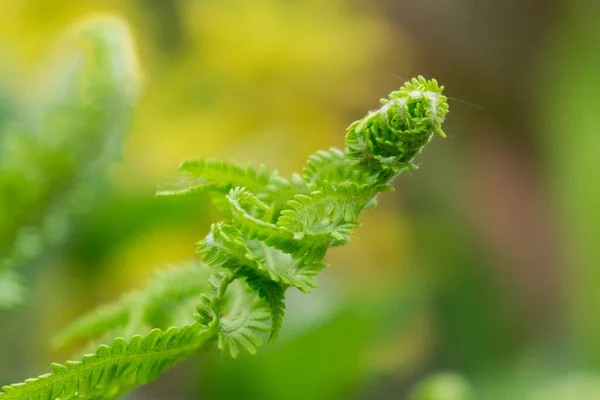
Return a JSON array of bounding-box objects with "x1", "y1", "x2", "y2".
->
[
  {"x1": 304, "y1": 147, "x2": 345, "y2": 185},
  {"x1": 248, "y1": 242, "x2": 327, "y2": 293},
  {"x1": 226, "y1": 187, "x2": 331, "y2": 263},
  {"x1": 345, "y1": 76, "x2": 448, "y2": 177},
  {"x1": 303, "y1": 147, "x2": 373, "y2": 188},
  {"x1": 196, "y1": 276, "x2": 272, "y2": 357},
  {"x1": 157, "y1": 159, "x2": 270, "y2": 198},
  {"x1": 217, "y1": 305, "x2": 271, "y2": 358},
  {"x1": 198, "y1": 223, "x2": 266, "y2": 272},
  {"x1": 276, "y1": 182, "x2": 384, "y2": 240},
  {"x1": 236, "y1": 269, "x2": 286, "y2": 343},
  {"x1": 180, "y1": 159, "x2": 270, "y2": 191},
  {"x1": 199, "y1": 221, "x2": 324, "y2": 292},
  {"x1": 263, "y1": 172, "x2": 309, "y2": 222},
  {"x1": 265, "y1": 172, "x2": 306, "y2": 199},
  {"x1": 197, "y1": 225, "x2": 286, "y2": 341},
  {"x1": 154, "y1": 175, "x2": 209, "y2": 197},
  {"x1": 0, "y1": 324, "x2": 207, "y2": 400}
]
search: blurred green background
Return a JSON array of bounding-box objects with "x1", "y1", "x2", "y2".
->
[{"x1": 1, "y1": 0, "x2": 599, "y2": 399}]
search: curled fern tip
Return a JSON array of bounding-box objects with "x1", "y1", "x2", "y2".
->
[{"x1": 345, "y1": 76, "x2": 449, "y2": 175}]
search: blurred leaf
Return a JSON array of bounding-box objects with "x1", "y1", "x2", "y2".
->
[
  {"x1": 409, "y1": 373, "x2": 473, "y2": 400},
  {"x1": 0, "y1": 271, "x2": 25, "y2": 309},
  {"x1": 0, "y1": 15, "x2": 140, "y2": 302},
  {"x1": 53, "y1": 262, "x2": 210, "y2": 350},
  {"x1": 540, "y1": 0, "x2": 600, "y2": 367}
]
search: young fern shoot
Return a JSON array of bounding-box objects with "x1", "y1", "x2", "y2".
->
[{"x1": 1, "y1": 77, "x2": 449, "y2": 400}]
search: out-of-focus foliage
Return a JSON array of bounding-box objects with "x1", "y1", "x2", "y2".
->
[
  {"x1": 541, "y1": 0, "x2": 600, "y2": 369},
  {"x1": 52, "y1": 263, "x2": 211, "y2": 350},
  {"x1": 0, "y1": 16, "x2": 140, "y2": 308},
  {"x1": 409, "y1": 373, "x2": 473, "y2": 400}
]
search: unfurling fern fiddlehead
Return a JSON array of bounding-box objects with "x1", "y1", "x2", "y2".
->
[{"x1": 1, "y1": 77, "x2": 448, "y2": 399}]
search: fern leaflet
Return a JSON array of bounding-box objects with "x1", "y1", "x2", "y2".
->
[
  {"x1": 303, "y1": 147, "x2": 373, "y2": 189},
  {"x1": 157, "y1": 159, "x2": 270, "y2": 199},
  {"x1": 0, "y1": 324, "x2": 207, "y2": 400}
]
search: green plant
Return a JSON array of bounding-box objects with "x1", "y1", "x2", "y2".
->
[
  {"x1": 0, "y1": 15, "x2": 139, "y2": 308},
  {"x1": 0, "y1": 32, "x2": 448, "y2": 397}
]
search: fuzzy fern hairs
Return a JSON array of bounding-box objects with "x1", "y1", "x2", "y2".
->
[{"x1": 1, "y1": 76, "x2": 448, "y2": 399}]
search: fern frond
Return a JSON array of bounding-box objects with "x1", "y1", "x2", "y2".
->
[
  {"x1": 156, "y1": 162, "x2": 307, "y2": 224},
  {"x1": 263, "y1": 172, "x2": 309, "y2": 222},
  {"x1": 196, "y1": 276, "x2": 273, "y2": 357},
  {"x1": 226, "y1": 187, "x2": 331, "y2": 263},
  {"x1": 0, "y1": 324, "x2": 207, "y2": 400},
  {"x1": 2, "y1": 76, "x2": 449, "y2": 399},
  {"x1": 304, "y1": 147, "x2": 345, "y2": 185},
  {"x1": 248, "y1": 242, "x2": 327, "y2": 293},
  {"x1": 181, "y1": 159, "x2": 270, "y2": 191},
  {"x1": 198, "y1": 223, "x2": 265, "y2": 272},
  {"x1": 236, "y1": 269, "x2": 286, "y2": 343},
  {"x1": 53, "y1": 263, "x2": 212, "y2": 349},
  {"x1": 198, "y1": 221, "x2": 322, "y2": 291},
  {"x1": 155, "y1": 175, "x2": 209, "y2": 197},
  {"x1": 277, "y1": 182, "x2": 383, "y2": 240},
  {"x1": 197, "y1": 224, "x2": 286, "y2": 341},
  {"x1": 157, "y1": 159, "x2": 270, "y2": 198},
  {"x1": 217, "y1": 304, "x2": 271, "y2": 358},
  {"x1": 345, "y1": 76, "x2": 448, "y2": 177},
  {"x1": 303, "y1": 147, "x2": 373, "y2": 188},
  {"x1": 265, "y1": 172, "x2": 306, "y2": 197}
]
